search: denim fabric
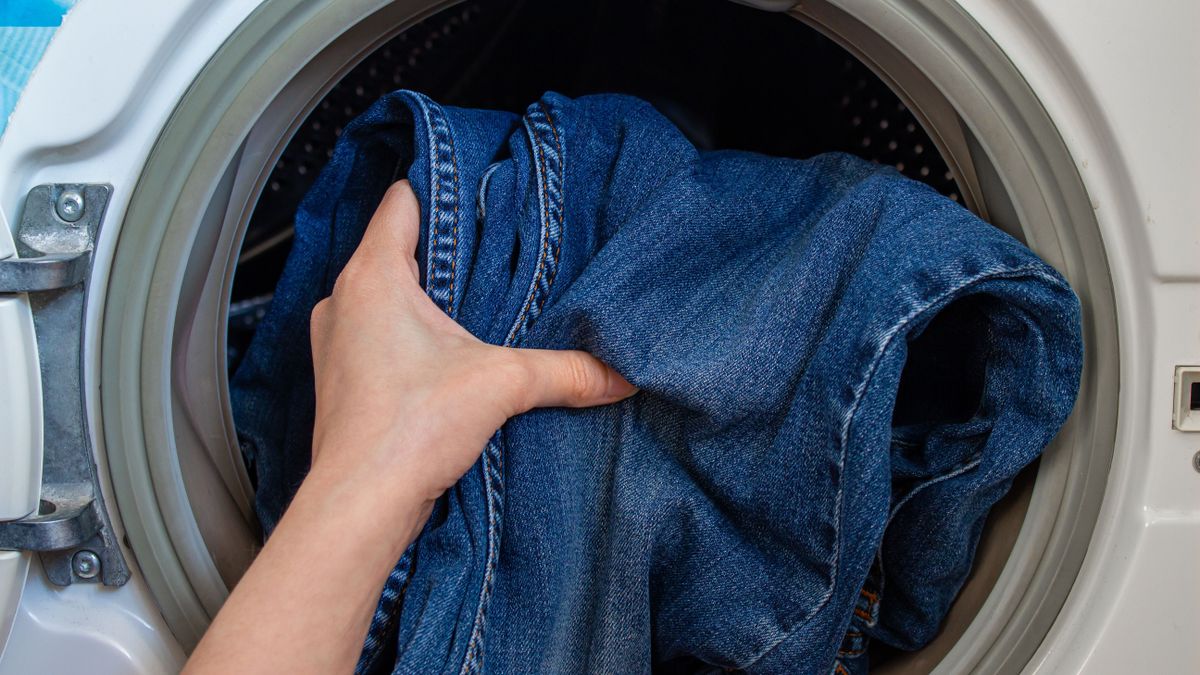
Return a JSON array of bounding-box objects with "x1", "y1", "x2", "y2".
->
[{"x1": 230, "y1": 91, "x2": 1082, "y2": 674}]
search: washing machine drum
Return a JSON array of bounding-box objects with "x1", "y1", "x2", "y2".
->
[{"x1": 97, "y1": 0, "x2": 1117, "y2": 672}]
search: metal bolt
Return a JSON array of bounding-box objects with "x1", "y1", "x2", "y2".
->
[
  {"x1": 55, "y1": 189, "x2": 84, "y2": 223},
  {"x1": 72, "y1": 550, "x2": 100, "y2": 580},
  {"x1": 1194, "y1": 450, "x2": 1200, "y2": 474}
]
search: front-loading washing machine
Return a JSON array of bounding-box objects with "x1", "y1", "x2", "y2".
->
[{"x1": 0, "y1": 0, "x2": 1196, "y2": 672}]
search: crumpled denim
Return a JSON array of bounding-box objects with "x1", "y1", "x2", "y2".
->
[{"x1": 230, "y1": 90, "x2": 1083, "y2": 674}]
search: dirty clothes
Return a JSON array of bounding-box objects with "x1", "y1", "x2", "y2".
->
[{"x1": 230, "y1": 91, "x2": 1082, "y2": 674}]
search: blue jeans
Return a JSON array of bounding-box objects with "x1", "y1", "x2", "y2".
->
[{"x1": 230, "y1": 91, "x2": 1082, "y2": 674}]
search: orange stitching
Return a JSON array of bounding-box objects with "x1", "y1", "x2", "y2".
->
[
  {"x1": 859, "y1": 588, "x2": 878, "y2": 604},
  {"x1": 838, "y1": 631, "x2": 865, "y2": 657},
  {"x1": 834, "y1": 662, "x2": 851, "y2": 675},
  {"x1": 853, "y1": 607, "x2": 872, "y2": 621}
]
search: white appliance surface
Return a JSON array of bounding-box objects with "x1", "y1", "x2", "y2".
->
[{"x1": 0, "y1": 0, "x2": 1195, "y2": 671}]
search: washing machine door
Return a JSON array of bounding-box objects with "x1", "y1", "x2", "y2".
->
[
  {"x1": 0, "y1": 0, "x2": 1196, "y2": 673},
  {"x1": 0, "y1": 1, "x2": 259, "y2": 670}
]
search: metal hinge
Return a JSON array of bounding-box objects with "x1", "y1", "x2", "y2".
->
[{"x1": 0, "y1": 184, "x2": 130, "y2": 586}]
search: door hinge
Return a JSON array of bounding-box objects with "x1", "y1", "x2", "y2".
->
[{"x1": 0, "y1": 184, "x2": 131, "y2": 586}]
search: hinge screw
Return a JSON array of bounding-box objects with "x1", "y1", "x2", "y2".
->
[
  {"x1": 72, "y1": 550, "x2": 100, "y2": 579},
  {"x1": 1193, "y1": 450, "x2": 1200, "y2": 474},
  {"x1": 55, "y1": 189, "x2": 84, "y2": 223}
]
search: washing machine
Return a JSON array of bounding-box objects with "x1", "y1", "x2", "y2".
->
[{"x1": 0, "y1": 0, "x2": 1196, "y2": 672}]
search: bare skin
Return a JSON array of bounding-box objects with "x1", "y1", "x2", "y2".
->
[{"x1": 184, "y1": 180, "x2": 636, "y2": 674}]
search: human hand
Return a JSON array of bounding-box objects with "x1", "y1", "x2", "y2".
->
[
  {"x1": 307, "y1": 180, "x2": 636, "y2": 518},
  {"x1": 188, "y1": 180, "x2": 635, "y2": 675}
]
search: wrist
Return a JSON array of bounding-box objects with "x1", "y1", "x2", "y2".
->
[{"x1": 294, "y1": 459, "x2": 434, "y2": 560}]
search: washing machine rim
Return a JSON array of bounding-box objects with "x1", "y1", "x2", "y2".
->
[{"x1": 95, "y1": 0, "x2": 1119, "y2": 670}]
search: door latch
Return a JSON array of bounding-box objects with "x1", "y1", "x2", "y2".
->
[{"x1": 0, "y1": 184, "x2": 130, "y2": 586}]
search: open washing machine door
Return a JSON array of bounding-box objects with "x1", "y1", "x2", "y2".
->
[{"x1": 0, "y1": 0, "x2": 1196, "y2": 672}]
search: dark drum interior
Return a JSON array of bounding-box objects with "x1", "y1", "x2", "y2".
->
[
  {"x1": 226, "y1": 0, "x2": 1031, "y2": 669},
  {"x1": 227, "y1": 0, "x2": 963, "y2": 368}
]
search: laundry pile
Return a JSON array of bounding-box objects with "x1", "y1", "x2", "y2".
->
[{"x1": 230, "y1": 91, "x2": 1082, "y2": 674}]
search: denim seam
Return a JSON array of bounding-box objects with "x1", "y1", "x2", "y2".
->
[
  {"x1": 460, "y1": 436, "x2": 504, "y2": 675},
  {"x1": 406, "y1": 91, "x2": 462, "y2": 315},
  {"x1": 460, "y1": 100, "x2": 566, "y2": 675},
  {"x1": 837, "y1": 629, "x2": 867, "y2": 657},
  {"x1": 852, "y1": 587, "x2": 880, "y2": 627},
  {"x1": 741, "y1": 264, "x2": 1062, "y2": 670},
  {"x1": 887, "y1": 454, "x2": 983, "y2": 528},
  {"x1": 359, "y1": 92, "x2": 462, "y2": 675},
  {"x1": 535, "y1": 104, "x2": 565, "y2": 313},
  {"x1": 476, "y1": 162, "x2": 502, "y2": 222},
  {"x1": 865, "y1": 453, "x2": 984, "y2": 613},
  {"x1": 357, "y1": 550, "x2": 415, "y2": 674},
  {"x1": 503, "y1": 101, "x2": 566, "y2": 345}
]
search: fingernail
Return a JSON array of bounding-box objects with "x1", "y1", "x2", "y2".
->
[{"x1": 606, "y1": 370, "x2": 638, "y2": 401}]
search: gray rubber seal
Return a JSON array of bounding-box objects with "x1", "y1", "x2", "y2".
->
[{"x1": 99, "y1": 0, "x2": 1117, "y2": 667}]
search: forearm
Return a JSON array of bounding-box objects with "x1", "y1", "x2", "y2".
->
[{"x1": 184, "y1": 463, "x2": 430, "y2": 674}]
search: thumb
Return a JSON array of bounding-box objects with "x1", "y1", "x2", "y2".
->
[
  {"x1": 359, "y1": 179, "x2": 421, "y2": 270},
  {"x1": 510, "y1": 348, "x2": 638, "y2": 412}
]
